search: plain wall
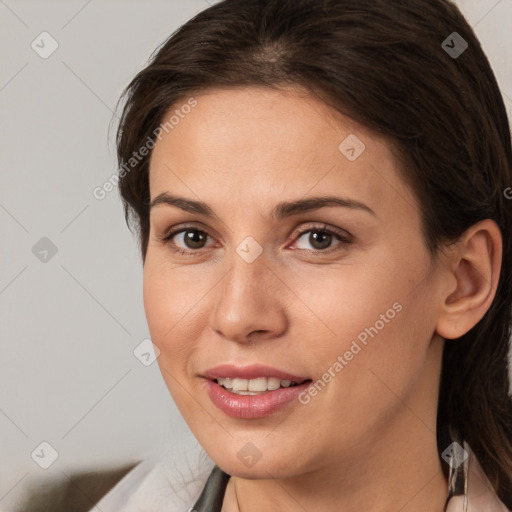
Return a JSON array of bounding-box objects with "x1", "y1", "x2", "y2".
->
[{"x1": 1, "y1": 0, "x2": 511, "y2": 509}]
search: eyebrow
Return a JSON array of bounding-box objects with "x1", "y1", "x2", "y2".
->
[{"x1": 149, "y1": 192, "x2": 376, "y2": 218}]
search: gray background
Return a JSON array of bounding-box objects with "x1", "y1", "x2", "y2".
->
[{"x1": 1, "y1": 0, "x2": 511, "y2": 509}]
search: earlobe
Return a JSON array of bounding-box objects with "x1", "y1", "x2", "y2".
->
[{"x1": 436, "y1": 219, "x2": 502, "y2": 340}]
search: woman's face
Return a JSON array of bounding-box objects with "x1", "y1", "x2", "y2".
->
[{"x1": 144, "y1": 86, "x2": 448, "y2": 478}]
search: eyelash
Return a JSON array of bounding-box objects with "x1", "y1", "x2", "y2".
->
[{"x1": 157, "y1": 223, "x2": 353, "y2": 256}]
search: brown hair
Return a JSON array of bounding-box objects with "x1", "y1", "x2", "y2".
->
[{"x1": 115, "y1": 0, "x2": 512, "y2": 505}]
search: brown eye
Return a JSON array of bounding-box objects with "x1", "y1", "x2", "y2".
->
[
  {"x1": 305, "y1": 230, "x2": 334, "y2": 250},
  {"x1": 293, "y1": 224, "x2": 352, "y2": 253},
  {"x1": 160, "y1": 227, "x2": 214, "y2": 254},
  {"x1": 180, "y1": 229, "x2": 209, "y2": 249}
]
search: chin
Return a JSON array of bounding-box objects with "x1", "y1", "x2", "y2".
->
[{"x1": 212, "y1": 447, "x2": 301, "y2": 480}]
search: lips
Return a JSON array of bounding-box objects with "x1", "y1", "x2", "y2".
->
[{"x1": 200, "y1": 364, "x2": 312, "y2": 418}]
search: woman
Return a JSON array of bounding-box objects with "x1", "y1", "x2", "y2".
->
[{"x1": 91, "y1": 0, "x2": 512, "y2": 510}]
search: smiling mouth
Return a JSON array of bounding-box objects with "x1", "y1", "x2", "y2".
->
[{"x1": 214, "y1": 376, "x2": 308, "y2": 395}]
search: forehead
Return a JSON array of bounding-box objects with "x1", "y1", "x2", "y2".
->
[{"x1": 148, "y1": 86, "x2": 413, "y2": 218}]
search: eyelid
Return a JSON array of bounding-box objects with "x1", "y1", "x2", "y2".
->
[{"x1": 288, "y1": 222, "x2": 353, "y2": 246}]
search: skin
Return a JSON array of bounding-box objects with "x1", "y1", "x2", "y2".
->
[{"x1": 144, "y1": 86, "x2": 502, "y2": 512}]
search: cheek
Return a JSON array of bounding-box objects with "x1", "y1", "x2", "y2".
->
[
  {"x1": 143, "y1": 265, "x2": 203, "y2": 415},
  {"x1": 143, "y1": 248, "x2": 209, "y2": 335},
  {"x1": 142, "y1": 261, "x2": 198, "y2": 371},
  {"x1": 287, "y1": 254, "x2": 408, "y2": 354},
  {"x1": 293, "y1": 245, "x2": 436, "y2": 398}
]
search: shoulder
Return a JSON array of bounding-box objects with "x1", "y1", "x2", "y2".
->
[{"x1": 88, "y1": 454, "x2": 215, "y2": 512}]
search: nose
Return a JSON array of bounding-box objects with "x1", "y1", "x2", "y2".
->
[{"x1": 208, "y1": 250, "x2": 288, "y2": 344}]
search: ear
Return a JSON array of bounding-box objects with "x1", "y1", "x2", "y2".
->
[{"x1": 436, "y1": 219, "x2": 502, "y2": 340}]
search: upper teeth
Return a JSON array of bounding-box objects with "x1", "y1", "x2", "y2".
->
[{"x1": 217, "y1": 377, "x2": 298, "y2": 392}]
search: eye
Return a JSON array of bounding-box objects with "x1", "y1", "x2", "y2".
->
[
  {"x1": 290, "y1": 223, "x2": 353, "y2": 253},
  {"x1": 158, "y1": 225, "x2": 215, "y2": 255}
]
